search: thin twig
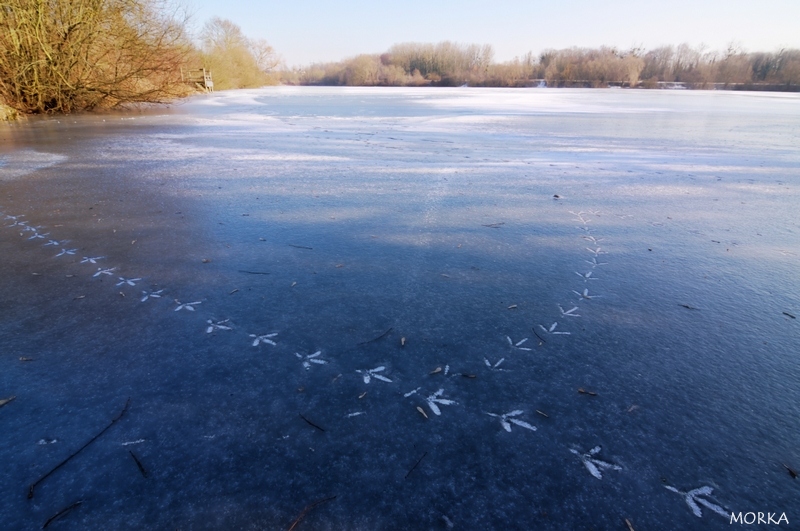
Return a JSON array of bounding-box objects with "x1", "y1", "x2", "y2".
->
[
  {"x1": 783, "y1": 312, "x2": 796, "y2": 319},
  {"x1": 42, "y1": 500, "x2": 82, "y2": 529},
  {"x1": 299, "y1": 414, "x2": 325, "y2": 432},
  {"x1": 405, "y1": 451, "x2": 428, "y2": 479},
  {"x1": 288, "y1": 244, "x2": 313, "y2": 250},
  {"x1": 357, "y1": 327, "x2": 393, "y2": 346},
  {"x1": 531, "y1": 328, "x2": 547, "y2": 344},
  {"x1": 287, "y1": 495, "x2": 336, "y2": 531},
  {"x1": 29, "y1": 398, "x2": 130, "y2": 499},
  {"x1": 129, "y1": 451, "x2": 148, "y2": 478},
  {"x1": 482, "y1": 222, "x2": 505, "y2": 228},
  {"x1": 238, "y1": 270, "x2": 270, "y2": 275}
]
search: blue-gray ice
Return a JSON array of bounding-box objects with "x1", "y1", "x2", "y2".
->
[{"x1": 1, "y1": 87, "x2": 799, "y2": 530}]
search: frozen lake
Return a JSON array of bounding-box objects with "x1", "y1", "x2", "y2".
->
[{"x1": 1, "y1": 87, "x2": 799, "y2": 529}]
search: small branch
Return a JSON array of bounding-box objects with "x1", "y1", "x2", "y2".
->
[
  {"x1": 299, "y1": 414, "x2": 325, "y2": 432},
  {"x1": 238, "y1": 270, "x2": 270, "y2": 275},
  {"x1": 357, "y1": 327, "x2": 393, "y2": 346},
  {"x1": 482, "y1": 222, "x2": 505, "y2": 228},
  {"x1": 405, "y1": 451, "x2": 428, "y2": 479},
  {"x1": 531, "y1": 328, "x2": 547, "y2": 344},
  {"x1": 288, "y1": 244, "x2": 313, "y2": 250},
  {"x1": 42, "y1": 500, "x2": 82, "y2": 529},
  {"x1": 287, "y1": 495, "x2": 336, "y2": 531},
  {"x1": 28, "y1": 398, "x2": 130, "y2": 499},
  {"x1": 129, "y1": 451, "x2": 148, "y2": 478}
]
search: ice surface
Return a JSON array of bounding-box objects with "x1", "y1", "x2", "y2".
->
[{"x1": 1, "y1": 86, "x2": 799, "y2": 529}]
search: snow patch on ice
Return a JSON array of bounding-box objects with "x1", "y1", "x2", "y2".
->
[{"x1": 0, "y1": 150, "x2": 67, "y2": 181}]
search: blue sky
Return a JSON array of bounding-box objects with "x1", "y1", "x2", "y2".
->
[{"x1": 188, "y1": 0, "x2": 800, "y2": 66}]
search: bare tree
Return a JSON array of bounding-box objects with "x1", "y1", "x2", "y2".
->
[
  {"x1": 250, "y1": 38, "x2": 280, "y2": 73},
  {"x1": 200, "y1": 17, "x2": 249, "y2": 51},
  {"x1": 0, "y1": 0, "x2": 192, "y2": 113},
  {"x1": 199, "y1": 17, "x2": 275, "y2": 89}
]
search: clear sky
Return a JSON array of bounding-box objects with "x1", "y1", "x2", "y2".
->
[{"x1": 188, "y1": 0, "x2": 800, "y2": 66}]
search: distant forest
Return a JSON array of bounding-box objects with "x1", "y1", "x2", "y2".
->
[
  {"x1": 281, "y1": 42, "x2": 800, "y2": 90},
  {"x1": 3, "y1": 0, "x2": 799, "y2": 117}
]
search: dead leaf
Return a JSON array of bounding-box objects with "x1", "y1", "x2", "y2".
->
[
  {"x1": 400, "y1": 337, "x2": 406, "y2": 347},
  {"x1": 416, "y1": 406, "x2": 428, "y2": 419},
  {"x1": 430, "y1": 366, "x2": 442, "y2": 375}
]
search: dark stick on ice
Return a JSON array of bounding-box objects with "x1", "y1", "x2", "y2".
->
[
  {"x1": 299, "y1": 414, "x2": 325, "y2": 432},
  {"x1": 482, "y1": 222, "x2": 505, "y2": 228},
  {"x1": 783, "y1": 312, "x2": 796, "y2": 319},
  {"x1": 286, "y1": 495, "x2": 336, "y2": 531},
  {"x1": 129, "y1": 451, "x2": 148, "y2": 478},
  {"x1": 679, "y1": 304, "x2": 698, "y2": 310},
  {"x1": 238, "y1": 270, "x2": 270, "y2": 275},
  {"x1": 784, "y1": 463, "x2": 798, "y2": 479},
  {"x1": 405, "y1": 451, "x2": 428, "y2": 479},
  {"x1": 357, "y1": 327, "x2": 393, "y2": 345},
  {"x1": 288, "y1": 244, "x2": 313, "y2": 250},
  {"x1": 42, "y1": 500, "x2": 82, "y2": 529},
  {"x1": 28, "y1": 398, "x2": 130, "y2": 499},
  {"x1": 531, "y1": 328, "x2": 547, "y2": 344}
]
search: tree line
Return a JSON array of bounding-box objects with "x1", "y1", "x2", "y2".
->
[
  {"x1": 0, "y1": 0, "x2": 277, "y2": 114},
  {"x1": 282, "y1": 42, "x2": 800, "y2": 89},
  {"x1": 2, "y1": 1, "x2": 798, "y2": 115}
]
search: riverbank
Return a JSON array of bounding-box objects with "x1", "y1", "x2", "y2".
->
[{"x1": 0, "y1": 103, "x2": 18, "y2": 121}]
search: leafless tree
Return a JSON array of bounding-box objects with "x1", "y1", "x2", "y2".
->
[{"x1": 0, "y1": 0, "x2": 192, "y2": 113}]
